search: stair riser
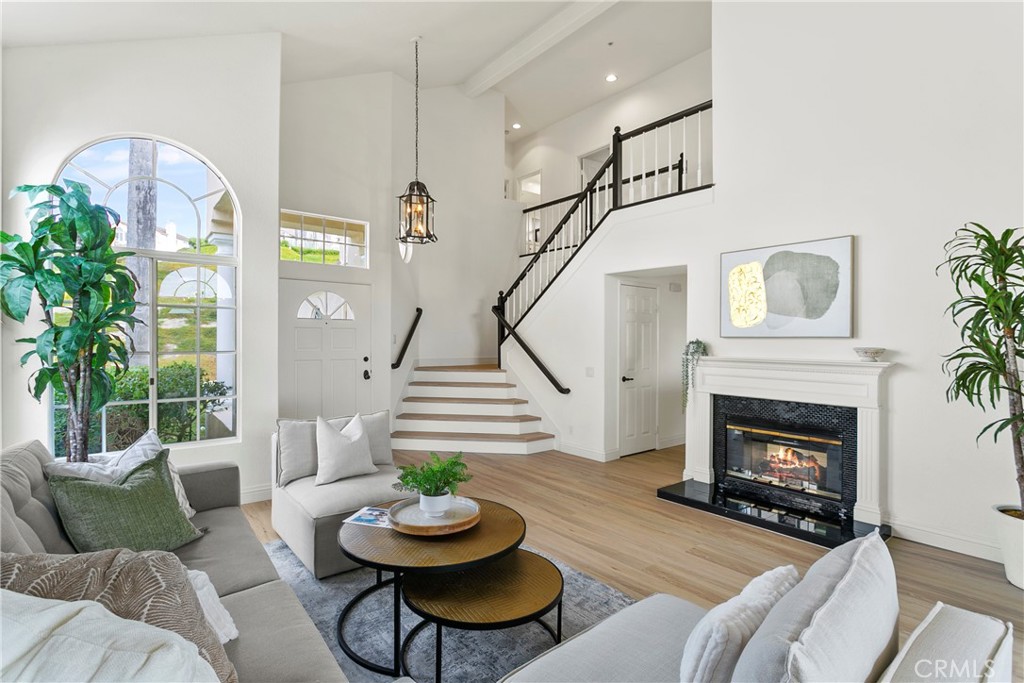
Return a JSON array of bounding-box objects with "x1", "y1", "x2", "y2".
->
[
  {"x1": 407, "y1": 385, "x2": 515, "y2": 399},
  {"x1": 394, "y1": 419, "x2": 536, "y2": 435},
  {"x1": 391, "y1": 437, "x2": 554, "y2": 455},
  {"x1": 400, "y1": 401, "x2": 528, "y2": 416},
  {"x1": 413, "y1": 371, "x2": 506, "y2": 383}
]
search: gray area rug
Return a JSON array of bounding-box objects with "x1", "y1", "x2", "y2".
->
[{"x1": 264, "y1": 540, "x2": 634, "y2": 683}]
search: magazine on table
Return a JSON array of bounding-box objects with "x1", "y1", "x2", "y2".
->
[{"x1": 343, "y1": 506, "x2": 392, "y2": 528}]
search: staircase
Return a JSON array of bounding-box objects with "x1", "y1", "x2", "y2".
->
[{"x1": 391, "y1": 365, "x2": 555, "y2": 454}]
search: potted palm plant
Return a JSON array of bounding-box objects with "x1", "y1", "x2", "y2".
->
[
  {"x1": 939, "y1": 222, "x2": 1023, "y2": 588},
  {"x1": 1, "y1": 182, "x2": 142, "y2": 462},
  {"x1": 393, "y1": 452, "x2": 472, "y2": 517}
]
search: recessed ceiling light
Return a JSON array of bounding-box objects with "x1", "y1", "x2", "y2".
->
[
  {"x1": 605, "y1": 73, "x2": 618, "y2": 83},
  {"x1": 512, "y1": 123, "x2": 522, "y2": 130}
]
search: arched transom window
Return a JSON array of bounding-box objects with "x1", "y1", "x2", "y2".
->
[
  {"x1": 297, "y1": 291, "x2": 355, "y2": 321},
  {"x1": 52, "y1": 137, "x2": 239, "y2": 456}
]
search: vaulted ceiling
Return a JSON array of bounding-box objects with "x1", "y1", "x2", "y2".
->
[{"x1": 1, "y1": 1, "x2": 710, "y2": 141}]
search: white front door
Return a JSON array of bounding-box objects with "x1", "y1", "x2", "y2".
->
[
  {"x1": 619, "y1": 284, "x2": 658, "y2": 456},
  {"x1": 278, "y1": 280, "x2": 372, "y2": 419}
]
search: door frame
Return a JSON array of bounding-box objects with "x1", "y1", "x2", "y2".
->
[{"x1": 615, "y1": 280, "x2": 660, "y2": 457}]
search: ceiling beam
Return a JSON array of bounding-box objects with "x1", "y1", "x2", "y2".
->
[{"x1": 461, "y1": 1, "x2": 618, "y2": 98}]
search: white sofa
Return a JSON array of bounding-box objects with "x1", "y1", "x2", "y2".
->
[
  {"x1": 271, "y1": 410, "x2": 414, "y2": 578},
  {"x1": 501, "y1": 533, "x2": 1014, "y2": 683}
]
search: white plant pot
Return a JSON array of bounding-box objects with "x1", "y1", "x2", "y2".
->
[
  {"x1": 992, "y1": 505, "x2": 1023, "y2": 589},
  {"x1": 419, "y1": 492, "x2": 453, "y2": 518}
]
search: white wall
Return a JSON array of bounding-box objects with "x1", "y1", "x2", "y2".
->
[
  {"x1": 1, "y1": 34, "x2": 282, "y2": 501},
  {"x1": 510, "y1": 50, "x2": 712, "y2": 204},
  {"x1": 413, "y1": 86, "x2": 523, "y2": 364},
  {"x1": 507, "y1": 2, "x2": 1023, "y2": 560},
  {"x1": 279, "y1": 72, "x2": 398, "y2": 416}
]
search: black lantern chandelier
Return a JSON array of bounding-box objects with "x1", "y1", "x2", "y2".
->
[{"x1": 398, "y1": 37, "x2": 437, "y2": 244}]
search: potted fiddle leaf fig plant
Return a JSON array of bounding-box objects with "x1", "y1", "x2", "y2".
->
[
  {"x1": 0, "y1": 181, "x2": 143, "y2": 462},
  {"x1": 939, "y1": 222, "x2": 1024, "y2": 589},
  {"x1": 393, "y1": 452, "x2": 472, "y2": 517}
]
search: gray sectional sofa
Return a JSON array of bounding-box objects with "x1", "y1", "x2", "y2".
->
[{"x1": 1, "y1": 440, "x2": 346, "y2": 683}]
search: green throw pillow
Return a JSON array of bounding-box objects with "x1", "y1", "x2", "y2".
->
[{"x1": 49, "y1": 450, "x2": 203, "y2": 553}]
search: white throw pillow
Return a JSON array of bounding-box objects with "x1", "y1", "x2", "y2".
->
[
  {"x1": 1, "y1": 589, "x2": 219, "y2": 682},
  {"x1": 787, "y1": 531, "x2": 899, "y2": 682},
  {"x1": 680, "y1": 565, "x2": 800, "y2": 682},
  {"x1": 314, "y1": 414, "x2": 378, "y2": 486},
  {"x1": 44, "y1": 429, "x2": 196, "y2": 518},
  {"x1": 187, "y1": 570, "x2": 238, "y2": 645}
]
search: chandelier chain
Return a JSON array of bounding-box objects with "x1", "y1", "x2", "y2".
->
[{"x1": 414, "y1": 39, "x2": 419, "y2": 181}]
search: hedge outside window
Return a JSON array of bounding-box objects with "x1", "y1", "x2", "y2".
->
[{"x1": 53, "y1": 137, "x2": 238, "y2": 456}]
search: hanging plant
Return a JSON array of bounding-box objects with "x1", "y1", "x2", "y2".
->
[{"x1": 681, "y1": 339, "x2": 708, "y2": 412}]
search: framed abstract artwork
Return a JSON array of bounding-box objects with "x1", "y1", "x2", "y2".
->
[{"x1": 720, "y1": 236, "x2": 853, "y2": 338}]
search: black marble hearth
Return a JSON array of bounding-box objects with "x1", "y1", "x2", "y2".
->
[{"x1": 656, "y1": 480, "x2": 890, "y2": 548}]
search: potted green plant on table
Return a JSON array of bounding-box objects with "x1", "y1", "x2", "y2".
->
[
  {"x1": 1, "y1": 182, "x2": 143, "y2": 462},
  {"x1": 939, "y1": 222, "x2": 1024, "y2": 589},
  {"x1": 393, "y1": 452, "x2": 472, "y2": 517}
]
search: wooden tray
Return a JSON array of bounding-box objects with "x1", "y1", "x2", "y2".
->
[{"x1": 388, "y1": 496, "x2": 481, "y2": 536}]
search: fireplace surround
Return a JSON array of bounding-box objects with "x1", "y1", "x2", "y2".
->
[{"x1": 658, "y1": 357, "x2": 892, "y2": 547}]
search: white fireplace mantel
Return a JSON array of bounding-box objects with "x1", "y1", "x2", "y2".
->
[{"x1": 685, "y1": 357, "x2": 892, "y2": 525}]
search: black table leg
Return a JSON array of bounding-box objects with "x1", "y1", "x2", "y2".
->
[
  {"x1": 394, "y1": 571, "x2": 403, "y2": 674},
  {"x1": 556, "y1": 599, "x2": 562, "y2": 642},
  {"x1": 436, "y1": 622, "x2": 443, "y2": 683},
  {"x1": 337, "y1": 571, "x2": 404, "y2": 676}
]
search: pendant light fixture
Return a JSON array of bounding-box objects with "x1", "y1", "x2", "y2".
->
[{"x1": 398, "y1": 37, "x2": 437, "y2": 244}]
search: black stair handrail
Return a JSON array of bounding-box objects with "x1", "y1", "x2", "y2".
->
[
  {"x1": 492, "y1": 304, "x2": 570, "y2": 394},
  {"x1": 391, "y1": 307, "x2": 423, "y2": 369}
]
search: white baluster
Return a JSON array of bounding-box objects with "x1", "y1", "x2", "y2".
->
[
  {"x1": 682, "y1": 117, "x2": 688, "y2": 191},
  {"x1": 667, "y1": 121, "x2": 673, "y2": 193}
]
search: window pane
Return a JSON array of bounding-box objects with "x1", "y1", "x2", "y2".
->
[
  {"x1": 105, "y1": 403, "x2": 150, "y2": 452},
  {"x1": 202, "y1": 397, "x2": 236, "y2": 440},
  {"x1": 157, "y1": 355, "x2": 198, "y2": 399},
  {"x1": 158, "y1": 400, "x2": 199, "y2": 444},
  {"x1": 67, "y1": 139, "x2": 132, "y2": 189},
  {"x1": 200, "y1": 353, "x2": 235, "y2": 397},
  {"x1": 158, "y1": 262, "x2": 199, "y2": 305},
  {"x1": 201, "y1": 191, "x2": 235, "y2": 256},
  {"x1": 112, "y1": 364, "x2": 150, "y2": 403},
  {"x1": 199, "y1": 309, "x2": 235, "y2": 352},
  {"x1": 157, "y1": 182, "x2": 199, "y2": 254},
  {"x1": 158, "y1": 306, "x2": 197, "y2": 353},
  {"x1": 198, "y1": 265, "x2": 235, "y2": 308},
  {"x1": 346, "y1": 223, "x2": 367, "y2": 248},
  {"x1": 302, "y1": 240, "x2": 325, "y2": 264}
]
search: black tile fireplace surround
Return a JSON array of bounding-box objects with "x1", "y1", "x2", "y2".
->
[{"x1": 658, "y1": 394, "x2": 890, "y2": 547}]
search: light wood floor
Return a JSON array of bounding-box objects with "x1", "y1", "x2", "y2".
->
[{"x1": 244, "y1": 446, "x2": 1024, "y2": 671}]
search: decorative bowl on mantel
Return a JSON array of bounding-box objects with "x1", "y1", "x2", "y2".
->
[{"x1": 853, "y1": 347, "x2": 886, "y2": 362}]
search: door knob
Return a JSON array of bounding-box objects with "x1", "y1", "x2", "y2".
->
[
  {"x1": 621, "y1": 376, "x2": 634, "y2": 382},
  {"x1": 363, "y1": 369, "x2": 371, "y2": 380}
]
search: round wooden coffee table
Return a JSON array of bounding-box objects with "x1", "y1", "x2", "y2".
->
[
  {"x1": 337, "y1": 498, "x2": 526, "y2": 676},
  {"x1": 400, "y1": 549, "x2": 564, "y2": 683}
]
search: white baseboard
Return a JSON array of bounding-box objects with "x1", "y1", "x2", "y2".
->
[
  {"x1": 560, "y1": 440, "x2": 618, "y2": 462},
  {"x1": 241, "y1": 483, "x2": 271, "y2": 504},
  {"x1": 656, "y1": 432, "x2": 686, "y2": 449},
  {"x1": 887, "y1": 514, "x2": 1001, "y2": 563}
]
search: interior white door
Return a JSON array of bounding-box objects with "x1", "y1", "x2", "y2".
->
[
  {"x1": 279, "y1": 280, "x2": 372, "y2": 419},
  {"x1": 619, "y1": 284, "x2": 658, "y2": 456}
]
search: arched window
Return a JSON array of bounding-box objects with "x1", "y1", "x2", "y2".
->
[
  {"x1": 297, "y1": 291, "x2": 355, "y2": 321},
  {"x1": 53, "y1": 137, "x2": 238, "y2": 455}
]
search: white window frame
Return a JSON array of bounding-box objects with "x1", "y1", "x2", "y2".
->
[{"x1": 280, "y1": 208, "x2": 370, "y2": 269}]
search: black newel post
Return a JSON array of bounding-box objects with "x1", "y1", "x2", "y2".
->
[
  {"x1": 496, "y1": 291, "x2": 506, "y2": 369},
  {"x1": 677, "y1": 152, "x2": 686, "y2": 193},
  {"x1": 612, "y1": 126, "x2": 622, "y2": 209}
]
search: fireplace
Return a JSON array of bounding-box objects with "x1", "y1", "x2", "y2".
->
[
  {"x1": 723, "y1": 419, "x2": 843, "y2": 502},
  {"x1": 657, "y1": 357, "x2": 891, "y2": 548}
]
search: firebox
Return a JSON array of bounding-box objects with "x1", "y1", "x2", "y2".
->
[{"x1": 724, "y1": 420, "x2": 843, "y2": 501}]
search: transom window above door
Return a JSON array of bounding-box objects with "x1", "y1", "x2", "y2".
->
[{"x1": 280, "y1": 209, "x2": 369, "y2": 268}]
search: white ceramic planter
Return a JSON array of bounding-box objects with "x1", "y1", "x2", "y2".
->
[
  {"x1": 419, "y1": 491, "x2": 453, "y2": 518},
  {"x1": 993, "y1": 505, "x2": 1023, "y2": 589}
]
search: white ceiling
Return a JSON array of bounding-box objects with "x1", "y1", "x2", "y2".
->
[{"x1": 1, "y1": 1, "x2": 711, "y2": 140}]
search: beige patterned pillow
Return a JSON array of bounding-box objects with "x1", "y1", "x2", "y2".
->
[{"x1": 1, "y1": 549, "x2": 237, "y2": 683}]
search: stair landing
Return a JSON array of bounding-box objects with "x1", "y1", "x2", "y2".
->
[{"x1": 395, "y1": 365, "x2": 554, "y2": 454}]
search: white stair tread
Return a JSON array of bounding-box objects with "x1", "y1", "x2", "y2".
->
[
  {"x1": 391, "y1": 431, "x2": 554, "y2": 443},
  {"x1": 397, "y1": 413, "x2": 541, "y2": 423}
]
